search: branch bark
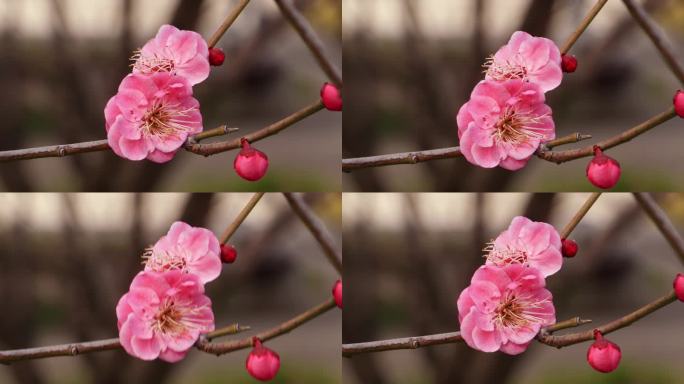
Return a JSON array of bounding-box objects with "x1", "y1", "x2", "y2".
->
[
  {"x1": 633, "y1": 193, "x2": 684, "y2": 265},
  {"x1": 560, "y1": 192, "x2": 601, "y2": 239},
  {"x1": 219, "y1": 192, "x2": 265, "y2": 244}
]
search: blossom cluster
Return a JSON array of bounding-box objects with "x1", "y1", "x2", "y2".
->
[
  {"x1": 457, "y1": 216, "x2": 561, "y2": 354},
  {"x1": 457, "y1": 31, "x2": 561, "y2": 170},
  {"x1": 105, "y1": 25, "x2": 210, "y2": 163},
  {"x1": 116, "y1": 221, "x2": 220, "y2": 362}
]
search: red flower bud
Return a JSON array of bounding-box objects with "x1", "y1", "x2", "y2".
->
[
  {"x1": 246, "y1": 338, "x2": 280, "y2": 381},
  {"x1": 208, "y1": 47, "x2": 226, "y2": 66},
  {"x1": 561, "y1": 54, "x2": 578, "y2": 73},
  {"x1": 561, "y1": 238, "x2": 578, "y2": 258},
  {"x1": 234, "y1": 138, "x2": 269, "y2": 181},
  {"x1": 674, "y1": 273, "x2": 684, "y2": 301},
  {"x1": 333, "y1": 279, "x2": 342, "y2": 309},
  {"x1": 320, "y1": 83, "x2": 342, "y2": 111},
  {"x1": 586, "y1": 146, "x2": 621, "y2": 189},
  {"x1": 587, "y1": 330, "x2": 621, "y2": 373},
  {"x1": 220, "y1": 244, "x2": 237, "y2": 264},
  {"x1": 674, "y1": 90, "x2": 684, "y2": 118}
]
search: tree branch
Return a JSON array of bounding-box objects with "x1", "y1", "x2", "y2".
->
[
  {"x1": 536, "y1": 107, "x2": 677, "y2": 164},
  {"x1": 219, "y1": 192, "x2": 265, "y2": 244},
  {"x1": 560, "y1": 0, "x2": 609, "y2": 54},
  {"x1": 273, "y1": 0, "x2": 343, "y2": 87},
  {"x1": 342, "y1": 147, "x2": 463, "y2": 172},
  {"x1": 207, "y1": 0, "x2": 252, "y2": 48},
  {"x1": 282, "y1": 193, "x2": 343, "y2": 274},
  {"x1": 560, "y1": 192, "x2": 601, "y2": 239},
  {"x1": 197, "y1": 297, "x2": 337, "y2": 355},
  {"x1": 342, "y1": 289, "x2": 677, "y2": 355},
  {"x1": 633, "y1": 193, "x2": 684, "y2": 265},
  {"x1": 622, "y1": 0, "x2": 684, "y2": 85}
]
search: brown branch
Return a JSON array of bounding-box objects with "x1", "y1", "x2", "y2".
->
[
  {"x1": 273, "y1": 0, "x2": 343, "y2": 87},
  {"x1": 560, "y1": 0, "x2": 609, "y2": 54},
  {"x1": 537, "y1": 290, "x2": 677, "y2": 348},
  {"x1": 342, "y1": 332, "x2": 463, "y2": 357},
  {"x1": 343, "y1": 289, "x2": 677, "y2": 355},
  {"x1": 622, "y1": 0, "x2": 684, "y2": 85},
  {"x1": 185, "y1": 100, "x2": 325, "y2": 156},
  {"x1": 342, "y1": 147, "x2": 463, "y2": 172},
  {"x1": 560, "y1": 192, "x2": 601, "y2": 239},
  {"x1": 207, "y1": 0, "x2": 252, "y2": 48},
  {"x1": 542, "y1": 132, "x2": 593, "y2": 150},
  {"x1": 633, "y1": 193, "x2": 684, "y2": 265},
  {"x1": 0, "y1": 322, "x2": 250, "y2": 364},
  {"x1": 537, "y1": 107, "x2": 677, "y2": 164},
  {"x1": 0, "y1": 100, "x2": 323, "y2": 162},
  {"x1": 219, "y1": 192, "x2": 265, "y2": 244},
  {"x1": 282, "y1": 193, "x2": 343, "y2": 274},
  {"x1": 197, "y1": 297, "x2": 336, "y2": 355}
]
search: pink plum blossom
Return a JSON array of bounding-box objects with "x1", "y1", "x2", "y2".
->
[
  {"x1": 132, "y1": 24, "x2": 210, "y2": 86},
  {"x1": 485, "y1": 31, "x2": 562, "y2": 93},
  {"x1": 484, "y1": 216, "x2": 562, "y2": 277},
  {"x1": 144, "y1": 221, "x2": 222, "y2": 284},
  {"x1": 457, "y1": 264, "x2": 555, "y2": 355},
  {"x1": 116, "y1": 270, "x2": 215, "y2": 362},
  {"x1": 457, "y1": 79, "x2": 555, "y2": 170},
  {"x1": 104, "y1": 72, "x2": 203, "y2": 163}
]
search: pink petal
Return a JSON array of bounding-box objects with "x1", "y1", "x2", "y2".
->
[
  {"x1": 471, "y1": 143, "x2": 503, "y2": 169},
  {"x1": 459, "y1": 307, "x2": 479, "y2": 351},
  {"x1": 179, "y1": 55, "x2": 211, "y2": 86},
  {"x1": 499, "y1": 156, "x2": 529, "y2": 171},
  {"x1": 530, "y1": 247, "x2": 563, "y2": 277},
  {"x1": 457, "y1": 287, "x2": 475, "y2": 323},
  {"x1": 468, "y1": 280, "x2": 501, "y2": 314},
  {"x1": 131, "y1": 335, "x2": 162, "y2": 360},
  {"x1": 472, "y1": 265, "x2": 512, "y2": 292},
  {"x1": 471, "y1": 80, "x2": 511, "y2": 107},
  {"x1": 146, "y1": 149, "x2": 177, "y2": 164},
  {"x1": 118, "y1": 137, "x2": 150, "y2": 161},
  {"x1": 166, "y1": 222, "x2": 192, "y2": 243},
  {"x1": 472, "y1": 327, "x2": 502, "y2": 352},
  {"x1": 159, "y1": 348, "x2": 188, "y2": 363},
  {"x1": 507, "y1": 31, "x2": 533, "y2": 51},
  {"x1": 500, "y1": 340, "x2": 530, "y2": 355}
]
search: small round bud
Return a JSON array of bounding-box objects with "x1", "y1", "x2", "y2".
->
[
  {"x1": 320, "y1": 83, "x2": 342, "y2": 111},
  {"x1": 561, "y1": 54, "x2": 578, "y2": 73},
  {"x1": 208, "y1": 47, "x2": 226, "y2": 66},
  {"x1": 673, "y1": 90, "x2": 684, "y2": 118},
  {"x1": 246, "y1": 338, "x2": 280, "y2": 381},
  {"x1": 333, "y1": 279, "x2": 342, "y2": 309},
  {"x1": 586, "y1": 146, "x2": 621, "y2": 189},
  {"x1": 674, "y1": 273, "x2": 684, "y2": 301},
  {"x1": 234, "y1": 138, "x2": 269, "y2": 182},
  {"x1": 561, "y1": 238, "x2": 578, "y2": 258},
  {"x1": 220, "y1": 244, "x2": 238, "y2": 264},
  {"x1": 587, "y1": 330, "x2": 621, "y2": 373}
]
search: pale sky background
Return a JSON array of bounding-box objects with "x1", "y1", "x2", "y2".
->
[
  {"x1": 0, "y1": 0, "x2": 280, "y2": 39},
  {"x1": 343, "y1": 0, "x2": 626, "y2": 39}
]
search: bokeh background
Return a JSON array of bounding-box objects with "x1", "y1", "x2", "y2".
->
[
  {"x1": 0, "y1": 0, "x2": 341, "y2": 192},
  {"x1": 0, "y1": 193, "x2": 342, "y2": 384},
  {"x1": 343, "y1": 193, "x2": 684, "y2": 383},
  {"x1": 343, "y1": 0, "x2": 684, "y2": 191}
]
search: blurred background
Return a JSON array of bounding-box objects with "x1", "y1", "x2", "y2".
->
[
  {"x1": 342, "y1": 0, "x2": 684, "y2": 191},
  {"x1": 0, "y1": 0, "x2": 341, "y2": 192},
  {"x1": 343, "y1": 193, "x2": 684, "y2": 383},
  {"x1": 0, "y1": 193, "x2": 342, "y2": 383}
]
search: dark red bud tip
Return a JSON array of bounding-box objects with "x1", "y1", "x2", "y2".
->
[
  {"x1": 561, "y1": 238, "x2": 578, "y2": 258},
  {"x1": 674, "y1": 90, "x2": 684, "y2": 118},
  {"x1": 593, "y1": 329, "x2": 603, "y2": 340},
  {"x1": 332, "y1": 279, "x2": 343, "y2": 309},
  {"x1": 592, "y1": 145, "x2": 602, "y2": 156},
  {"x1": 208, "y1": 47, "x2": 226, "y2": 66},
  {"x1": 220, "y1": 244, "x2": 238, "y2": 264},
  {"x1": 320, "y1": 83, "x2": 343, "y2": 111},
  {"x1": 561, "y1": 54, "x2": 578, "y2": 73},
  {"x1": 674, "y1": 273, "x2": 684, "y2": 301}
]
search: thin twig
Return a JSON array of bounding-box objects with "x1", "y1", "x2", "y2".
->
[
  {"x1": 197, "y1": 297, "x2": 337, "y2": 355},
  {"x1": 342, "y1": 332, "x2": 463, "y2": 357},
  {"x1": 282, "y1": 193, "x2": 343, "y2": 274},
  {"x1": 560, "y1": 192, "x2": 601, "y2": 239},
  {"x1": 273, "y1": 0, "x2": 343, "y2": 87},
  {"x1": 537, "y1": 107, "x2": 677, "y2": 164},
  {"x1": 343, "y1": 289, "x2": 677, "y2": 355},
  {"x1": 633, "y1": 193, "x2": 684, "y2": 265},
  {"x1": 219, "y1": 192, "x2": 265, "y2": 244},
  {"x1": 207, "y1": 0, "x2": 252, "y2": 48},
  {"x1": 561, "y1": 0, "x2": 609, "y2": 54},
  {"x1": 186, "y1": 100, "x2": 325, "y2": 156},
  {"x1": 543, "y1": 133, "x2": 593, "y2": 150},
  {"x1": 537, "y1": 290, "x2": 677, "y2": 348},
  {"x1": 0, "y1": 100, "x2": 323, "y2": 162},
  {"x1": 342, "y1": 147, "x2": 463, "y2": 172},
  {"x1": 0, "y1": 322, "x2": 250, "y2": 364},
  {"x1": 622, "y1": 0, "x2": 684, "y2": 85},
  {"x1": 189, "y1": 126, "x2": 240, "y2": 143}
]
